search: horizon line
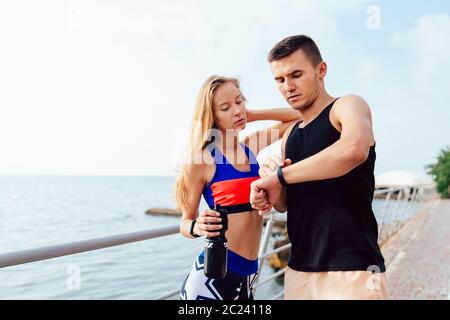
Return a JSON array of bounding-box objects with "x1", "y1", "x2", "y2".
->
[{"x1": 0, "y1": 173, "x2": 177, "y2": 178}]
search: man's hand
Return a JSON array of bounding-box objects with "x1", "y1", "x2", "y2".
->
[
  {"x1": 250, "y1": 173, "x2": 283, "y2": 215},
  {"x1": 259, "y1": 155, "x2": 292, "y2": 177},
  {"x1": 252, "y1": 156, "x2": 292, "y2": 215},
  {"x1": 250, "y1": 188, "x2": 270, "y2": 214}
]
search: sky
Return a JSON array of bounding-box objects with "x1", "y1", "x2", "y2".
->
[{"x1": 0, "y1": 0, "x2": 449, "y2": 177}]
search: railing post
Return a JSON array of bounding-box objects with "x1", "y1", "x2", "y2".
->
[
  {"x1": 415, "y1": 186, "x2": 423, "y2": 212},
  {"x1": 398, "y1": 187, "x2": 412, "y2": 229},
  {"x1": 253, "y1": 212, "x2": 275, "y2": 296},
  {"x1": 378, "y1": 191, "x2": 392, "y2": 241},
  {"x1": 385, "y1": 189, "x2": 403, "y2": 239},
  {"x1": 391, "y1": 187, "x2": 406, "y2": 236},
  {"x1": 415, "y1": 186, "x2": 424, "y2": 212},
  {"x1": 406, "y1": 187, "x2": 419, "y2": 220}
]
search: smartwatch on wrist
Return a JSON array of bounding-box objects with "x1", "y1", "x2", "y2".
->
[
  {"x1": 189, "y1": 220, "x2": 200, "y2": 238},
  {"x1": 277, "y1": 165, "x2": 289, "y2": 187}
]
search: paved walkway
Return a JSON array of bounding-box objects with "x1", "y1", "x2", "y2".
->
[{"x1": 381, "y1": 199, "x2": 450, "y2": 299}]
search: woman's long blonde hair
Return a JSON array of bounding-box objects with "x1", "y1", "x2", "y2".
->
[{"x1": 174, "y1": 75, "x2": 245, "y2": 211}]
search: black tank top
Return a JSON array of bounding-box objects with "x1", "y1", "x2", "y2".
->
[{"x1": 285, "y1": 98, "x2": 386, "y2": 272}]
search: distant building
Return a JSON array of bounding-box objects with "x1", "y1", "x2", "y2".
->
[
  {"x1": 375, "y1": 170, "x2": 422, "y2": 188},
  {"x1": 374, "y1": 170, "x2": 434, "y2": 199}
]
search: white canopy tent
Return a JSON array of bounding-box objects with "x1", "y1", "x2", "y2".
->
[{"x1": 375, "y1": 170, "x2": 432, "y2": 188}]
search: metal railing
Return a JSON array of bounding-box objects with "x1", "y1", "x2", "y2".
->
[
  {"x1": 0, "y1": 183, "x2": 436, "y2": 300},
  {"x1": 0, "y1": 226, "x2": 179, "y2": 269},
  {"x1": 375, "y1": 184, "x2": 436, "y2": 244}
]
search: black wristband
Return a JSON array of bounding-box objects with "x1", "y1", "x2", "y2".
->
[
  {"x1": 277, "y1": 165, "x2": 289, "y2": 187},
  {"x1": 189, "y1": 220, "x2": 200, "y2": 238}
]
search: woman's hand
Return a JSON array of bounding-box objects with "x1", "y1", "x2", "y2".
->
[{"x1": 193, "y1": 209, "x2": 223, "y2": 238}]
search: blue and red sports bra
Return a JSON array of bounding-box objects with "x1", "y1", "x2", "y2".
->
[{"x1": 202, "y1": 143, "x2": 260, "y2": 214}]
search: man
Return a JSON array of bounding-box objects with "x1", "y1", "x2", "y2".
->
[{"x1": 250, "y1": 35, "x2": 388, "y2": 299}]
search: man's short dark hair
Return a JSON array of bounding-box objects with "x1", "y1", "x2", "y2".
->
[{"x1": 268, "y1": 35, "x2": 323, "y2": 66}]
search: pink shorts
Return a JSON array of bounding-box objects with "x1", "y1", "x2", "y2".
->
[{"x1": 284, "y1": 267, "x2": 389, "y2": 300}]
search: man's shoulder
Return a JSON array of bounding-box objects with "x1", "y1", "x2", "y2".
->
[
  {"x1": 332, "y1": 94, "x2": 371, "y2": 115},
  {"x1": 335, "y1": 94, "x2": 368, "y2": 107},
  {"x1": 333, "y1": 94, "x2": 368, "y2": 107}
]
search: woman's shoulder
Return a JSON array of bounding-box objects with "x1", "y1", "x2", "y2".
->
[{"x1": 183, "y1": 149, "x2": 216, "y2": 183}]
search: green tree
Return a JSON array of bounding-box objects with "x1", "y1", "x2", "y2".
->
[{"x1": 427, "y1": 146, "x2": 450, "y2": 198}]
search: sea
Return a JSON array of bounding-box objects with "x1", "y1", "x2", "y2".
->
[{"x1": 0, "y1": 175, "x2": 417, "y2": 299}]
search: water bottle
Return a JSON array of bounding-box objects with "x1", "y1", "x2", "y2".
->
[{"x1": 204, "y1": 204, "x2": 228, "y2": 279}]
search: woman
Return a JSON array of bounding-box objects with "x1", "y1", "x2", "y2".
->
[{"x1": 175, "y1": 75, "x2": 300, "y2": 300}]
